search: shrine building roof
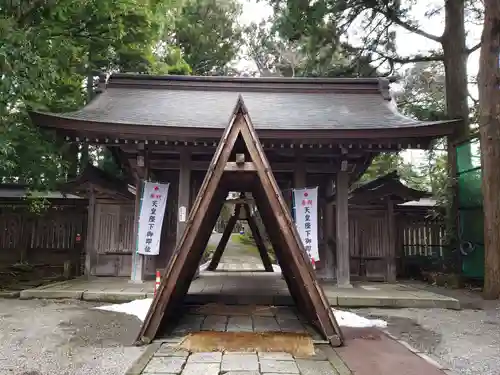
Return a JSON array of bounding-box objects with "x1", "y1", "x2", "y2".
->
[{"x1": 29, "y1": 73, "x2": 457, "y2": 142}]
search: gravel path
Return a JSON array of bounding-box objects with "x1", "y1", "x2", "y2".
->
[
  {"x1": 356, "y1": 289, "x2": 500, "y2": 375},
  {"x1": 0, "y1": 299, "x2": 145, "y2": 375}
]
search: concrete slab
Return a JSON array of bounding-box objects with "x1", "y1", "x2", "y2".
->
[
  {"x1": 16, "y1": 273, "x2": 460, "y2": 309},
  {"x1": 19, "y1": 289, "x2": 83, "y2": 300},
  {"x1": 0, "y1": 291, "x2": 20, "y2": 298},
  {"x1": 221, "y1": 353, "x2": 259, "y2": 372},
  {"x1": 259, "y1": 359, "x2": 300, "y2": 374},
  {"x1": 181, "y1": 362, "x2": 220, "y2": 375},
  {"x1": 142, "y1": 356, "x2": 185, "y2": 373},
  {"x1": 82, "y1": 290, "x2": 147, "y2": 302}
]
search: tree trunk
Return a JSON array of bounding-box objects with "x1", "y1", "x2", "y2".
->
[
  {"x1": 441, "y1": 0, "x2": 469, "y2": 273},
  {"x1": 478, "y1": 0, "x2": 500, "y2": 300}
]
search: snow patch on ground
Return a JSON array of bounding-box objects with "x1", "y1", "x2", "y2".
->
[
  {"x1": 94, "y1": 299, "x2": 387, "y2": 329},
  {"x1": 332, "y1": 308, "x2": 388, "y2": 328},
  {"x1": 95, "y1": 298, "x2": 153, "y2": 322}
]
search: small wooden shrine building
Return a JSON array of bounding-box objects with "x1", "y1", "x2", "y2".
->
[{"x1": 30, "y1": 74, "x2": 455, "y2": 287}]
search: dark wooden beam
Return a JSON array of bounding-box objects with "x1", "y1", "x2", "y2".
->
[
  {"x1": 206, "y1": 205, "x2": 241, "y2": 271},
  {"x1": 146, "y1": 159, "x2": 340, "y2": 174},
  {"x1": 336, "y1": 169, "x2": 351, "y2": 288},
  {"x1": 243, "y1": 204, "x2": 274, "y2": 272}
]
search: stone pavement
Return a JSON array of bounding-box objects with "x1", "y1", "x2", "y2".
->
[
  {"x1": 18, "y1": 272, "x2": 460, "y2": 309},
  {"x1": 126, "y1": 304, "x2": 455, "y2": 375},
  {"x1": 130, "y1": 344, "x2": 349, "y2": 375},
  {"x1": 127, "y1": 305, "x2": 351, "y2": 375}
]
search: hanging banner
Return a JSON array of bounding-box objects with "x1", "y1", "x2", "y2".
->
[
  {"x1": 293, "y1": 187, "x2": 319, "y2": 264},
  {"x1": 137, "y1": 181, "x2": 170, "y2": 256}
]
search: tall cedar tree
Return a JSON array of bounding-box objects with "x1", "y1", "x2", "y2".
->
[{"x1": 478, "y1": 0, "x2": 500, "y2": 299}]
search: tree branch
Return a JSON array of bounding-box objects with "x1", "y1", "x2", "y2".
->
[
  {"x1": 376, "y1": 9, "x2": 442, "y2": 43},
  {"x1": 375, "y1": 50, "x2": 444, "y2": 64},
  {"x1": 466, "y1": 42, "x2": 481, "y2": 54}
]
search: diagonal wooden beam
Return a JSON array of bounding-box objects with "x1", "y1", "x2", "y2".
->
[
  {"x1": 242, "y1": 204, "x2": 274, "y2": 272},
  {"x1": 206, "y1": 204, "x2": 241, "y2": 271}
]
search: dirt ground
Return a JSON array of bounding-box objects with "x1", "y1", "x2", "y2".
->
[
  {"x1": 0, "y1": 299, "x2": 144, "y2": 375},
  {"x1": 357, "y1": 286, "x2": 500, "y2": 375}
]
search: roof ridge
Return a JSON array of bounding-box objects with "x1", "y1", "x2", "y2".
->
[{"x1": 103, "y1": 73, "x2": 396, "y2": 96}]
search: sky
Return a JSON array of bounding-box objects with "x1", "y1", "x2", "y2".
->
[{"x1": 237, "y1": 0, "x2": 482, "y2": 167}]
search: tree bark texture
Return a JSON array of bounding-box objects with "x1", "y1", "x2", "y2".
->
[
  {"x1": 442, "y1": 0, "x2": 470, "y2": 272},
  {"x1": 478, "y1": 0, "x2": 500, "y2": 299}
]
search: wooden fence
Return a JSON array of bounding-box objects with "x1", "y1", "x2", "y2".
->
[
  {"x1": 0, "y1": 201, "x2": 87, "y2": 276},
  {"x1": 397, "y1": 215, "x2": 446, "y2": 277}
]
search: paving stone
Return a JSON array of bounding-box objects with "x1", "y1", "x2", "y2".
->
[
  {"x1": 259, "y1": 359, "x2": 299, "y2": 374},
  {"x1": 171, "y1": 315, "x2": 205, "y2": 334},
  {"x1": 226, "y1": 316, "x2": 253, "y2": 332},
  {"x1": 274, "y1": 308, "x2": 298, "y2": 319},
  {"x1": 181, "y1": 362, "x2": 220, "y2": 375},
  {"x1": 187, "y1": 352, "x2": 222, "y2": 363},
  {"x1": 154, "y1": 344, "x2": 189, "y2": 358},
  {"x1": 294, "y1": 348, "x2": 328, "y2": 361},
  {"x1": 201, "y1": 315, "x2": 228, "y2": 331},
  {"x1": 276, "y1": 318, "x2": 306, "y2": 333},
  {"x1": 223, "y1": 371, "x2": 260, "y2": 375},
  {"x1": 258, "y1": 352, "x2": 294, "y2": 361},
  {"x1": 296, "y1": 359, "x2": 339, "y2": 375},
  {"x1": 221, "y1": 353, "x2": 259, "y2": 371},
  {"x1": 143, "y1": 356, "x2": 185, "y2": 374},
  {"x1": 253, "y1": 316, "x2": 280, "y2": 332}
]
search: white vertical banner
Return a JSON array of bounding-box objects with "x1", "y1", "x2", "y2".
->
[
  {"x1": 137, "y1": 181, "x2": 170, "y2": 256},
  {"x1": 293, "y1": 187, "x2": 319, "y2": 264}
]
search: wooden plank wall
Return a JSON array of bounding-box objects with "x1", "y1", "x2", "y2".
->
[
  {"x1": 0, "y1": 202, "x2": 87, "y2": 274},
  {"x1": 339, "y1": 207, "x2": 445, "y2": 281}
]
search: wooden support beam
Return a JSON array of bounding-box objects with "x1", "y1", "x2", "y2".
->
[
  {"x1": 146, "y1": 159, "x2": 338, "y2": 174},
  {"x1": 206, "y1": 205, "x2": 241, "y2": 271},
  {"x1": 386, "y1": 200, "x2": 397, "y2": 282},
  {"x1": 84, "y1": 187, "x2": 96, "y2": 277},
  {"x1": 293, "y1": 154, "x2": 307, "y2": 188},
  {"x1": 130, "y1": 179, "x2": 145, "y2": 283},
  {"x1": 224, "y1": 162, "x2": 256, "y2": 172},
  {"x1": 176, "y1": 150, "x2": 191, "y2": 243},
  {"x1": 226, "y1": 197, "x2": 254, "y2": 205},
  {"x1": 336, "y1": 170, "x2": 351, "y2": 288},
  {"x1": 320, "y1": 180, "x2": 335, "y2": 281},
  {"x1": 243, "y1": 204, "x2": 274, "y2": 272}
]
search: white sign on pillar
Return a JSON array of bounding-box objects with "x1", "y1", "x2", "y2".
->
[
  {"x1": 137, "y1": 181, "x2": 170, "y2": 256},
  {"x1": 293, "y1": 187, "x2": 320, "y2": 265},
  {"x1": 179, "y1": 206, "x2": 187, "y2": 222}
]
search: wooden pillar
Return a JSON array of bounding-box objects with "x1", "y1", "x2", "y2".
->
[
  {"x1": 84, "y1": 187, "x2": 96, "y2": 277},
  {"x1": 176, "y1": 150, "x2": 191, "y2": 242},
  {"x1": 245, "y1": 205, "x2": 274, "y2": 272},
  {"x1": 176, "y1": 150, "x2": 195, "y2": 276},
  {"x1": 293, "y1": 154, "x2": 306, "y2": 189},
  {"x1": 131, "y1": 149, "x2": 149, "y2": 283},
  {"x1": 130, "y1": 178, "x2": 145, "y2": 283},
  {"x1": 207, "y1": 205, "x2": 240, "y2": 271},
  {"x1": 321, "y1": 199, "x2": 336, "y2": 280},
  {"x1": 386, "y1": 199, "x2": 397, "y2": 282},
  {"x1": 336, "y1": 169, "x2": 351, "y2": 287}
]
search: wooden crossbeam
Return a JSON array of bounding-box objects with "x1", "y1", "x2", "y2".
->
[{"x1": 135, "y1": 96, "x2": 343, "y2": 347}]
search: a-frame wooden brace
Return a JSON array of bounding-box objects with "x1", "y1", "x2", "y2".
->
[
  {"x1": 207, "y1": 199, "x2": 274, "y2": 272},
  {"x1": 136, "y1": 97, "x2": 343, "y2": 347}
]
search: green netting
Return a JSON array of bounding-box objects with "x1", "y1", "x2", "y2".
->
[
  {"x1": 457, "y1": 139, "x2": 481, "y2": 173},
  {"x1": 457, "y1": 137, "x2": 484, "y2": 279},
  {"x1": 457, "y1": 169, "x2": 482, "y2": 208}
]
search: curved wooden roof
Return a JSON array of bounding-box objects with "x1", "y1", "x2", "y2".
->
[{"x1": 30, "y1": 73, "x2": 457, "y2": 141}]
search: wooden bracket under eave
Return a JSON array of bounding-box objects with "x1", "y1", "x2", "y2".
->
[{"x1": 224, "y1": 162, "x2": 256, "y2": 172}]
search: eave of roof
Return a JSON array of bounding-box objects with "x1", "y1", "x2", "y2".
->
[{"x1": 29, "y1": 73, "x2": 459, "y2": 140}]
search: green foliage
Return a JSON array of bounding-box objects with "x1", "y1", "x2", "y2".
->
[
  {"x1": 1, "y1": 0, "x2": 189, "y2": 188},
  {"x1": 243, "y1": 15, "x2": 376, "y2": 77},
  {"x1": 171, "y1": 0, "x2": 244, "y2": 75}
]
